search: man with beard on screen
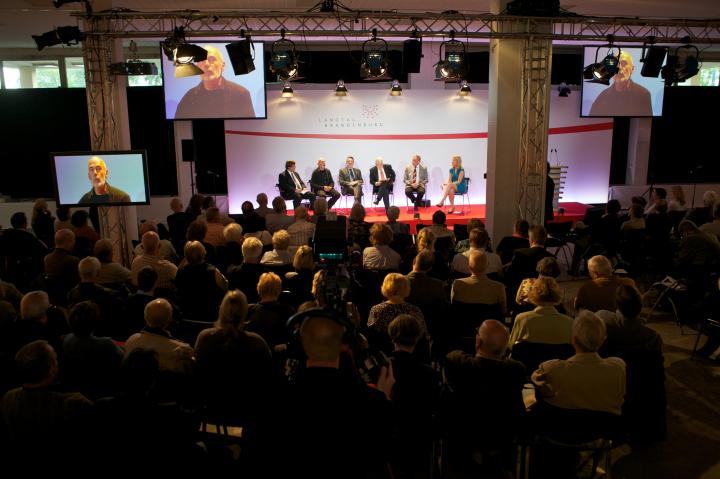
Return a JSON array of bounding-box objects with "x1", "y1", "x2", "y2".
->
[
  {"x1": 589, "y1": 50, "x2": 652, "y2": 117},
  {"x1": 175, "y1": 45, "x2": 256, "y2": 119},
  {"x1": 79, "y1": 156, "x2": 130, "y2": 204}
]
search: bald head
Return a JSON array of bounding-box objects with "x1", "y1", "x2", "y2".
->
[
  {"x1": 468, "y1": 250, "x2": 488, "y2": 276},
  {"x1": 300, "y1": 316, "x2": 345, "y2": 367},
  {"x1": 144, "y1": 298, "x2": 173, "y2": 329},
  {"x1": 476, "y1": 319, "x2": 509, "y2": 359},
  {"x1": 141, "y1": 231, "x2": 160, "y2": 255},
  {"x1": 54, "y1": 228, "x2": 75, "y2": 251}
]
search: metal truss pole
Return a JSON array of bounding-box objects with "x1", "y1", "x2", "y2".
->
[{"x1": 518, "y1": 35, "x2": 552, "y2": 226}]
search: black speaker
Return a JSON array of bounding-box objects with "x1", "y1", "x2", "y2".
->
[
  {"x1": 181, "y1": 139, "x2": 195, "y2": 163},
  {"x1": 402, "y1": 39, "x2": 422, "y2": 74},
  {"x1": 226, "y1": 39, "x2": 256, "y2": 75},
  {"x1": 641, "y1": 46, "x2": 667, "y2": 78}
]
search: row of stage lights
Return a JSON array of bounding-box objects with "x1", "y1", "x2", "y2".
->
[{"x1": 279, "y1": 78, "x2": 472, "y2": 98}]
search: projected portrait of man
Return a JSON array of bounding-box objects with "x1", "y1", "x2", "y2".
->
[
  {"x1": 79, "y1": 156, "x2": 131, "y2": 204},
  {"x1": 589, "y1": 50, "x2": 653, "y2": 117},
  {"x1": 175, "y1": 45, "x2": 256, "y2": 119}
]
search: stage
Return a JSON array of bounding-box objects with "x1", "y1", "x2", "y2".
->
[{"x1": 328, "y1": 201, "x2": 589, "y2": 233}]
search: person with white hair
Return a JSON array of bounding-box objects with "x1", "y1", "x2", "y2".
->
[
  {"x1": 44, "y1": 228, "x2": 80, "y2": 305},
  {"x1": 451, "y1": 250, "x2": 507, "y2": 314},
  {"x1": 260, "y1": 230, "x2": 293, "y2": 265},
  {"x1": 685, "y1": 190, "x2": 718, "y2": 227},
  {"x1": 226, "y1": 236, "x2": 265, "y2": 303},
  {"x1": 531, "y1": 310, "x2": 626, "y2": 416},
  {"x1": 67, "y1": 257, "x2": 123, "y2": 337},
  {"x1": 574, "y1": 255, "x2": 636, "y2": 313},
  {"x1": 130, "y1": 231, "x2": 178, "y2": 291}
]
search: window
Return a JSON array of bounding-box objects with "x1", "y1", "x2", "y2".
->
[
  {"x1": 677, "y1": 62, "x2": 720, "y2": 87},
  {"x1": 66, "y1": 57, "x2": 86, "y2": 88},
  {"x1": 2, "y1": 60, "x2": 61, "y2": 89},
  {"x1": 127, "y1": 59, "x2": 163, "y2": 87}
]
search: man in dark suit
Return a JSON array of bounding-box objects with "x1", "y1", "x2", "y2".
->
[
  {"x1": 278, "y1": 160, "x2": 316, "y2": 209},
  {"x1": 338, "y1": 156, "x2": 364, "y2": 203},
  {"x1": 166, "y1": 198, "x2": 193, "y2": 254},
  {"x1": 507, "y1": 225, "x2": 553, "y2": 292},
  {"x1": 369, "y1": 156, "x2": 396, "y2": 210},
  {"x1": 44, "y1": 229, "x2": 80, "y2": 307},
  {"x1": 310, "y1": 158, "x2": 341, "y2": 210}
]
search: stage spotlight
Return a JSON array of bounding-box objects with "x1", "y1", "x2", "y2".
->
[
  {"x1": 32, "y1": 26, "x2": 84, "y2": 51},
  {"x1": 174, "y1": 43, "x2": 208, "y2": 65},
  {"x1": 389, "y1": 79, "x2": 403, "y2": 96},
  {"x1": 109, "y1": 40, "x2": 159, "y2": 76},
  {"x1": 583, "y1": 39, "x2": 621, "y2": 85},
  {"x1": 662, "y1": 39, "x2": 700, "y2": 85},
  {"x1": 640, "y1": 38, "x2": 668, "y2": 78},
  {"x1": 434, "y1": 31, "x2": 467, "y2": 81},
  {"x1": 282, "y1": 82, "x2": 294, "y2": 98},
  {"x1": 361, "y1": 29, "x2": 390, "y2": 80},
  {"x1": 557, "y1": 82, "x2": 571, "y2": 97},
  {"x1": 226, "y1": 31, "x2": 256, "y2": 75},
  {"x1": 161, "y1": 27, "x2": 186, "y2": 61},
  {"x1": 271, "y1": 29, "x2": 300, "y2": 81},
  {"x1": 457, "y1": 80, "x2": 471, "y2": 96},
  {"x1": 335, "y1": 79, "x2": 348, "y2": 96}
]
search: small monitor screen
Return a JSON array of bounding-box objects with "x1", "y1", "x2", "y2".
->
[
  {"x1": 581, "y1": 46, "x2": 666, "y2": 117},
  {"x1": 52, "y1": 150, "x2": 150, "y2": 207},
  {"x1": 161, "y1": 41, "x2": 267, "y2": 120}
]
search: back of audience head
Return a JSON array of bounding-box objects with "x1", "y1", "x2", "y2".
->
[
  {"x1": 386, "y1": 206, "x2": 400, "y2": 222},
  {"x1": 476, "y1": 319, "x2": 510, "y2": 359},
  {"x1": 15, "y1": 340, "x2": 57, "y2": 386},
  {"x1": 515, "y1": 219, "x2": 530, "y2": 238},
  {"x1": 56, "y1": 205, "x2": 71, "y2": 222},
  {"x1": 654, "y1": 187, "x2": 667, "y2": 200},
  {"x1": 187, "y1": 194, "x2": 205, "y2": 215},
  {"x1": 21, "y1": 291, "x2": 50, "y2": 323},
  {"x1": 144, "y1": 298, "x2": 173, "y2": 330},
  {"x1": 139, "y1": 221, "x2": 158, "y2": 236},
  {"x1": 311, "y1": 270, "x2": 328, "y2": 305},
  {"x1": 241, "y1": 201, "x2": 255, "y2": 215},
  {"x1": 184, "y1": 240, "x2": 206, "y2": 265},
  {"x1": 631, "y1": 195, "x2": 648, "y2": 208},
  {"x1": 432, "y1": 210, "x2": 446, "y2": 226},
  {"x1": 294, "y1": 205, "x2": 308, "y2": 221},
  {"x1": 55, "y1": 228, "x2": 76, "y2": 251},
  {"x1": 186, "y1": 220, "x2": 207, "y2": 242},
  {"x1": 68, "y1": 300, "x2": 101, "y2": 338},
  {"x1": 257, "y1": 272, "x2": 282, "y2": 302},
  {"x1": 413, "y1": 249, "x2": 435, "y2": 272},
  {"x1": 606, "y1": 199, "x2": 621, "y2": 215},
  {"x1": 466, "y1": 218, "x2": 484, "y2": 233},
  {"x1": 572, "y1": 310, "x2": 607, "y2": 353},
  {"x1": 615, "y1": 284, "x2": 642, "y2": 321},
  {"x1": 170, "y1": 198, "x2": 183, "y2": 213},
  {"x1": 120, "y1": 348, "x2": 160, "y2": 394},
  {"x1": 272, "y1": 196, "x2": 287, "y2": 214},
  {"x1": 137, "y1": 266, "x2": 158, "y2": 293},
  {"x1": 93, "y1": 238, "x2": 113, "y2": 263},
  {"x1": 78, "y1": 256, "x2": 101, "y2": 282},
  {"x1": 388, "y1": 314, "x2": 423, "y2": 351},
  {"x1": 313, "y1": 197, "x2": 328, "y2": 216},
  {"x1": 349, "y1": 203, "x2": 366, "y2": 222},
  {"x1": 216, "y1": 290, "x2": 249, "y2": 329},
  {"x1": 293, "y1": 245, "x2": 314, "y2": 271},
  {"x1": 671, "y1": 186, "x2": 686, "y2": 205},
  {"x1": 588, "y1": 255, "x2": 613, "y2": 279},
  {"x1": 468, "y1": 249, "x2": 488, "y2": 276},
  {"x1": 205, "y1": 206, "x2": 221, "y2": 224},
  {"x1": 141, "y1": 231, "x2": 160, "y2": 255},
  {"x1": 370, "y1": 223, "x2": 393, "y2": 247},
  {"x1": 223, "y1": 223, "x2": 243, "y2": 244},
  {"x1": 529, "y1": 225, "x2": 547, "y2": 246},
  {"x1": 272, "y1": 230, "x2": 290, "y2": 251},
  {"x1": 71, "y1": 209, "x2": 90, "y2": 228},
  {"x1": 536, "y1": 257, "x2": 561, "y2": 278},
  {"x1": 257, "y1": 193, "x2": 268, "y2": 206},
  {"x1": 11, "y1": 212, "x2": 28, "y2": 229},
  {"x1": 703, "y1": 190, "x2": 718, "y2": 208},
  {"x1": 301, "y1": 315, "x2": 345, "y2": 366},
  {"x1": 202, "y1": 196, "x2": 216, "y2": 210},
  {"x1": 381, "y1": 273, "x2": 411, "y2": 302},
  {"x1": 528, "y1": 276, "x2": 562, "y2": 306},
  {"x1": 241, "y1": 236, "x2": 263, "y2": 264},
  {"x1": 417, "y1": 228, "x2": 435, "y2": 252},
  {"x1": 678, "y1": 220, "x2": 698, "y2": 237},
  {"x1": 469, "y1": 228, "x2": 490, "y2": 250},
  {"x1": 630, "y1": 203, "x2": 644, "y2": 219}
]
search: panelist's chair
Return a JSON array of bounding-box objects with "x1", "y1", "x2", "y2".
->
[
  {"x1": 341, "y1": 188, "x2": 366, "y2": 209},
  {"x1": 440, "y1": 177, "x2": 471, "y2": 215}
]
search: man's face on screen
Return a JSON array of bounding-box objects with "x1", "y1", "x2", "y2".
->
[
  {"x1": 88, "y1": 157, "x2": 108, "y2": 190},
  {"x1": 199, "y1": 46, "x2": 225, "y2": 82},
  {"x1": 614, "y1": 52, "x2": 634, "y2": 85}
]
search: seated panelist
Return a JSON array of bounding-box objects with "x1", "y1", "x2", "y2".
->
[
  {"x1": 278, "y1": 160, "x2": 316, "y2": 209},
  {"x1": 310, "y1": 157, "x2": 341, "y2": 210},
  {"x1": 369, "y1": 157, "x2": 396, "y2": 211}
]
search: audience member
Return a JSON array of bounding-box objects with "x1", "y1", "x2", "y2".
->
[
  {"x1": 451, "y1": 250, "x2": 507, "y2": 315},
  {"x1": 454, "y1": 218, "x2": 484, "y2": 253},
  {"x1": 0, "y1": 211, "x2": 48, "y2": 289},
  {"x1": 255, "y1": 192, "x2": 273, "y2": 217},
  {"x1": 265, "y1": 196, "x2": 295, "y2": 234},
  {"x1": 43, "y1": 228, "x2": 80, "y2": 305},
  {"x1": 31, "y1": 199, "x2": 55, "y2": 248},
  {"x1": 54, "y1": 205, "x2": 73, "y2": 232},
  {"x1": 285, "y1": 246, "x2": 316, "y2": 304},
  {"x1": 645, "y1": 187, "x2": 668, "y2": 215},
  {"x1": 202, "y1": 207, "x2": 227, "y2": 248},
  {"x1": 131, "y1": 231, "x2": 178, "y2": 291},
  {"x1": 227, "y1": 236, "x2": 264, "y2": 303},
  {"x1": 426, "y1": 210, "x2": 456, "y2": 247},
  {"x1": 13, "y1": 291, "x2": 67, "y2": 358},
  {"x1": 245, "y1": 272, "x2": 295, "y2": 349},
  {"x1": 125, "y1": 266, "x2": 158, "y2": 340},
  {"x1": 621, "y1": 204, "x2": 646, "y2": 231},
  {"x1": 175, "y1": 241, "x2": 228, "y2": 321},
  {"x1": 70, "y1": 209, "x2": 99, "y2": 253},
  {"x1": 287, "y1": 205, "x2": 315, "y2": 248},
  {"x1": 363, "y1": 223, "x2": 401, "y2": 270},
  {"x1": 451, "y1": 228, "x2": 502, "y2": 276},
  {"x1": 515, "y1": 256, "x2": 562, "y2": 306},
  {"x1": 134, "y1": 221, "x2": 177, "y2": 262},
  {"x1": 67, "y1": 257, "x2": 124, "y2": 337},
  {"x1": 186, "y1": 219, "x2": 217, "y2": 264},
  {"x1": 167, "y1": 198, "x2": 193, "y2": 254},
  {"x1": 508, "y1": 276, "x2": 572, "y2": 348},
  {"x1": 496, "y1": 219, "x2": 530, "y2": 265},
  {"x1": 506, "y1": 225, "x2": 553, "y2": 289},
  {"x1": 368, "y1": 273, "x2": 427, "y2": 346},
  {"x1": 261, "y1": 229, "x2": 293, "y2": 265},
  {"x1": 668, "y1": 185, "x2": 687, "y2": 213},
  {"x1": 406, "y1": 250, "x2": 448, "y2": 311},
  {"x1": 215, "y1": 222, "x2": 244, "y2": 273},
  {"x1": 386, "y1": 206, "x2": 410, "y2": 236},
  {"x1": 699, "y1": 203, "x2": 720, "y2": 240},
  {"x1": 685, "y1": 190, "x2": 717, "y2": 227},
  {"x1": 575, "y1": 255, "x2": 636, "y2": 312},
  {"x1": 348, "y1": 203, "x2": 373, "y2": 251},
  {"x1": 94, "y1": 238, "x2": 132, "y2": 285}
]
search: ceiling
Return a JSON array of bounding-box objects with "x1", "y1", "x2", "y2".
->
[{"x1": 2, "y1": 0, "x2": 720, "y2": 49}]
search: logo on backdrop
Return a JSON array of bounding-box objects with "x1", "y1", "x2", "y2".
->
[{"x1": 317, "y1": 104, "x2": 384, "y2": 129}]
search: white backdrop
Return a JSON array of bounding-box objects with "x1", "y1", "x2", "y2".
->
[{"x1": 225, "y1": 87, "x2": 613, "y2": 213}]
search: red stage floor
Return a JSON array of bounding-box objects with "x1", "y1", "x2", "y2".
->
[{"x1": 331, "y1": 202, "x2": 588, "y2": 233}]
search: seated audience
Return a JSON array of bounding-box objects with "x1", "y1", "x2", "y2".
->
[
  {"x1": 71, "y1": 209, "x2": 99, "y2": 254},
  {"x1": 245, "y1": 272, "x2": 295, "y2": 349},
  {"x1": 451, "y1": 228, "x2": 502, "y2": 276},
  {"x1": 597, "y1": 284, "x2": 663, "y2": 355},
  {"x1": 134, "y1": 221, "x2": 177, "y2": 262},
  {"x1": 348, "y1": 203, "x2": 373, "y2": 251},
  {"x1": 386, "y1": 206, "x2": 410, "y2": 236},
  {"x1": 451, "y1": 250, "x2": 507, "y2": 314},
  {"x1": 67, "y1": 257, "x2": 124, "y2": 337},
  {"x1": 575, "y1": 255, "x2": 636, "y2": 312},
  {"x1": 12, "y1": 291, "x2": 68, "y2": 359},
  {"x1": 175, "y1": 241, "x2": 228, "y2": 321},
  {"x1": 285, "y1": 246, "x2": 316, "y2": 304},
  {"x1": 265, "y1": 196, "x2": 295, "y2": 234},
  {"x1": 202, "y1": 207, "x2": 227, "y2": 248},
  {"x1": 496, "y1": 219, "x2": 530, "y2": 265},
  {"x1": 645, "y1": 187, "x2": 668, "y2": 215},
  {"x1": 54, "y1": 205, "x2": 73, "y2": 232},
  {"x1": 699, "y1": 203, "x2": 720, "y2": 240},
  {"x1": 368, "y1": 273, "x2": 427, "y2": 342},
  {"x1": 131, "y1": 231, "x2": 178, "y2": 292},
  {"x1": 125, "y1": 266, "x2": 158, "y2": 340},
  {"x1": 239, "y1": 200, "x2": 267, "y2": 234},
  {"x1": 215, "y1": 222, "x2": 244, "y2": 273},
  {"x1": 31, "y1": 199, "x2": 55, "y2": 248},
  {"x1": 515, "y1": 256, "x2": 562, "y2": 307},
  {"x1": 406, "y1": 250, "x2": 449, "y2": 311},
  {"x1": 44, "y1": 228, "x2": 80, "y2": 305},
  {"x1": 287, "y1": 206, "x2": 315, "y2": 248},
  {"x1": 454, "y1": 218, "x2": 484, "y2": 254},
  {"x1": 621, "y1": 203, "x2": 646, "y2": 231},
  {"x1": 227, "y1": 236, "x2": 264, "y2": 303},
  {"x1": 508, "y1": 276, "x2": 572, "y2": 348},
  {"x1": 668, "y1": 185, "x2": 687, "y2": 213},
  {"x1": 167, "y1": 198, "x2": 193, "y2": 254},
  {"x1": 186, "y1": 219, "x2": 216, "y2": 265},
  {"x1": 506, "y1": 224, "x2": 553, "y2": 291},
  {"x1": 590, "y1": 199, "x2": 623, "y2": 257},
  {"x1": 255, "y1": 192, "x2": 273, "y2": 217},
  {"x1": 426, "y1": 210, "x2": 456, "y2": 248},
  {"x1": 685, "y1": 190, "x2": 717, "y2": 227},
  {"x1": 0, "y1": 211, "x2": 48, "y2": 289},
  {"x1": 363, "y1": 223, "x2": 401, "y2": 270},
  {"x1": 261, "y1": 229, "x2": 293, "y2": 265}
]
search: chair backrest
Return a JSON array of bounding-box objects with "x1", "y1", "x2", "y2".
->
[
  {"x1": 447, "y1": 301, "x2": 504, "y2": 336},
  {"x1": 510, "y1": 341, "x2": 575, "y2": 375}
]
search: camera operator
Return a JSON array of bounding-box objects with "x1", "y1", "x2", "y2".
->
[{"x1": 274, "y1": 311, "x2": 395, "y2": 478}]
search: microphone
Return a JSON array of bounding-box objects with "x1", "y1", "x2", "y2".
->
[{"x1": 206, "y1": 170, "x2": 220, "y2": 177}]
